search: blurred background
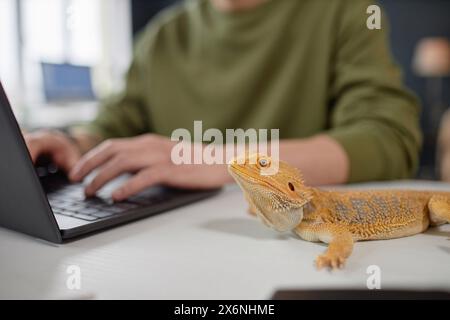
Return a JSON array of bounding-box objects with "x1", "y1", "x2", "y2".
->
[{"x1": 0, "y1": 0, "x2": 449, "y2": 180}]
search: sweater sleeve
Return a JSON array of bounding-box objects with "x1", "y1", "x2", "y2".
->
[
  {"x1": 326, "y1": 0, "x2": 422, "y2": 182},
  {"x1": 82, "y1": 31, "x2": 153, "y2": 140}
]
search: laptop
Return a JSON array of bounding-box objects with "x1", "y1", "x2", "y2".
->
[
  {"x1": 0, "y1": 82, "x2": 220, "y2": 243},
  {"x1": 41, "y1": 62, "x2": 96, "y2": 103}
]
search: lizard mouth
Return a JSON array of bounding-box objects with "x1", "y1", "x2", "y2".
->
[
  {"x1": 228, "y1": 164, "x2": 279, "y2": 191},
  {"x1": 229, "y1": 165, "x2": 305, "y2": 232},
  {"x1": 228, "y1": 165, "x2": 261, "y2": 185},
  {"x1": 229, "y1": 165, "x2": 304, "y2": 201}
]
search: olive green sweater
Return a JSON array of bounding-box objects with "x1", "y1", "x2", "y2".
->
[{"x1": 85, "y1": 0, "x2": 422, "y2": 182}]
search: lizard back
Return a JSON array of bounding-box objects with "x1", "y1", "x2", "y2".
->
[{"x1": 304, "y1": 190, "x2": 445, "y2": 240}]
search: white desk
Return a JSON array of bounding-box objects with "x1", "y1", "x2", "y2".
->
[{"x1": 1, "y1": 181, "x2": 450, "y2": 299}]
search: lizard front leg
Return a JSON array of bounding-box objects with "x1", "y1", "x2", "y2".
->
[
  {"x1": 295, "y1": 222, "x2": 354, "y2": 270},
  {"x1": 428, "y1": 195, "x2": 450, "y2": 226}
]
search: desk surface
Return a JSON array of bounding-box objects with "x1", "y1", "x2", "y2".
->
[{"x1": 1, "y1": 181, "x2": 450, "y2": 299}]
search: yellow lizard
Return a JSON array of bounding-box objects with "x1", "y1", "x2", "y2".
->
[{"x1": 228, "y1": 153, "x2": 450, "y2": 270}]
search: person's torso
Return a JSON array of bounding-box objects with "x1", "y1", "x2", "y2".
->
[{"x1": 139, "y1": 0, "x2": 342, "y2": 139}]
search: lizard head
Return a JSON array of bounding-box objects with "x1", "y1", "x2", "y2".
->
[{"x1": 228, "y1": 153, "x2": 313, "y2": 232}]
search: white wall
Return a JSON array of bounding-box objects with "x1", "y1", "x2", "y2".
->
[
  {"x1": 0, "y1": 0, "x2": 133, "y2": 122},
  {"x1": 98, "y1": 0, "x2": 133, "y2": 95},
  {"x1": 0, "y1": 0, "x2": 21, "y2": 113}
]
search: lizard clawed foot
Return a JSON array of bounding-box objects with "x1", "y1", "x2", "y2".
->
[{"x1": 315, "y1": 254, "x2": 346, "y2": 270}]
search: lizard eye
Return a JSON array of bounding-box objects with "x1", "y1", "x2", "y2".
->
[
  {"x1": 258, "y1": 158, "x2": 269, "y2": 167},
  {"x1": 288, "y1": 182, "x2": 295, "y2": 191}
]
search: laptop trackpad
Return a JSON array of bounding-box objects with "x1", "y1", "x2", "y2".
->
[{"x1": 54, "y1": 214, "x2": 91, "y2": 230}]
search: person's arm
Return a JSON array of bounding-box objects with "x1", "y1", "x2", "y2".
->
[
  {"x1": 219, "y1": 137, "x2": 349, "y2": 186},
  {"x1": 278, "y1": 136, "x2": 349, "y2": 186},
  {"x1": 320, "y1": 0, "x2": 422, "y2": 183},
  {"x1": 68, "y1": 134, "x2": 347, "y2": 200}
]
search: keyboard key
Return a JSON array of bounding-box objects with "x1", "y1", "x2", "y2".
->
[
  {"x1": 49, "y1": 201, "x2": 64, "y2": 209},
  {"x1": 77, "y1": 207, "x2": 100, "y2": 215},
  {"x1": 52, "y1": 208, "x2": 66, "y2": 215},
  {"x1": 66, "y1": 204, "x2": 86, "y2": 212},
  {"x1": 115, "y1": 202, "x2": 139, "y2": 210},
  {"x1": 92, "y1": 211, "x2": 114, "y2": 219},
  {"x1": 100, "y1": 206, "x2": 128, "y2": 214},
  {"x1": 65, "y1": 194, "x2": 86, "y2": 201},
  {"x1": 53, "y1": 209, "x2": 74, "y2": 217},
  {"x1": 128, "y1": 196, "x2": 155, "y2": 205},
  {"x1": 48, "y1": 183, "x2": 150, "y2": 221},
  {"x1": 86, "y1": 197, "x2": 113, "y2": 206},
  {"x1": 72, "y1": 213, "x2": 99, "y2": 221}
]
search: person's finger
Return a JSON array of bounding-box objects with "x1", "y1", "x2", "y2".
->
[
  {"x1": 24, "y1": 133, "x2": 55, "y2": 163},
  {"x1": 25, "y1": 134, "x2": 80, "y2": 172},
  {"x1": 112, "y1": 166, "x2": 169, "y2": 201},
  {"x1": 25, "y1": 139, "x2": 42, "y2": 163},
  {"x1": 69, "y1": 140, "x2": 120, "y2": 182},
  {"x1": 84, "y1": 154, "x2": 147, "y2": 197},
  {"x1": 53, "y1": 141, "x2": 81, "y2": 172},
  {"x1": 83, "y1": 147, "x2": 169, "y2": 194}
]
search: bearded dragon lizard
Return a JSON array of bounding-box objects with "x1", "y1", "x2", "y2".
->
[{"x1": 228, "y1": 153, "x2": 450, "y2": 270}]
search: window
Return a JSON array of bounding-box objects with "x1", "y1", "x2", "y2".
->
[
  {"x1": 0, "y1": 0, "x2": 133, "y2": 124},
  {"x1": 0, "y1": 0, "x2": 21, "y2": 113}
]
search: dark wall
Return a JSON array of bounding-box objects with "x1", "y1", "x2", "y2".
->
[
  {"x1": 131, "y1": 0, "x2": 179, "y2": 35},
  {"x1": 379, "y1": 0, "x2": 450, "y2": 179},
  {"x1": 131, "y1": 0, "x2": 450, "y2": 179}
]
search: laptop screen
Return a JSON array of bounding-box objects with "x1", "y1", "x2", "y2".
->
[{"x1": 41, "y1": 62, "x2": 96, "y2": 103}]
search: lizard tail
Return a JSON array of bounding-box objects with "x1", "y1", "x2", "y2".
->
[{"x1": 428, "y1": 195, "x2": 450, "y2": 226}]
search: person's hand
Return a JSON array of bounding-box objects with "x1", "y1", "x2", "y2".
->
[
  {"x1": 24, "y1": 130, "x2": 81, "y2": 172},
  {"x1": 69, "y1": 134, "x2": 231, "y2": 201}
]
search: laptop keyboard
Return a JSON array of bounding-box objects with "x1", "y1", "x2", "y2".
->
[{"x1": 47, "y1": 184, "x2": 174, "y2": 222}]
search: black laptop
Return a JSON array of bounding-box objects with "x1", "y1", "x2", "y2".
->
[{"x1": 0, "y1": 82, "x2": 220, "y2": 243}]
